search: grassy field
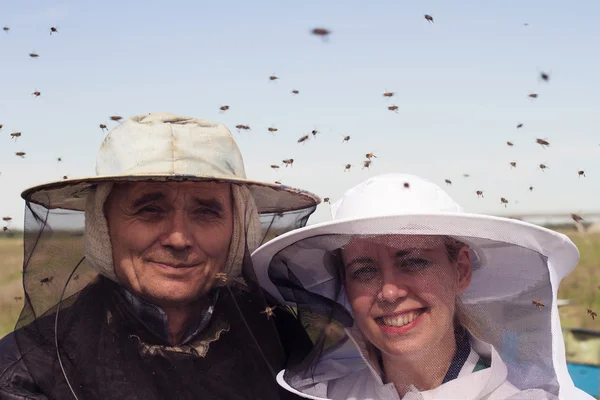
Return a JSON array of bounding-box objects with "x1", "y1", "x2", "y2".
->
[{"x1": 1, "y1": 230, "x2": 599, "y2": 338}]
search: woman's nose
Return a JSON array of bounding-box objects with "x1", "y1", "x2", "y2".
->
[{"x1": 377, "y1": 282, "x2": 409, "y2": 303}]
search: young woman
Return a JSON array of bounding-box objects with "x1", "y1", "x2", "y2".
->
[{"x1": 252, "y1": 173, "x2": 593, "y2": 399}]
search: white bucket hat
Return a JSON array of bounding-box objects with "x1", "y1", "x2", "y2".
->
[
  {"x1": 21, "y1": 112, "x2": 320, "y2": 283},
  {"x1": 251, "y1": 173, "x2": 583, "y2": 398}
]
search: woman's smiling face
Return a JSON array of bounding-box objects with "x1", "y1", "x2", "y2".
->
[{"x1": 341, "y1": 235, "x2": 472, "y2": 358}]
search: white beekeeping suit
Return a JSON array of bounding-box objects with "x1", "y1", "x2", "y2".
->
[{"x1": 252, "y1": 173, "x2": 594, "y2": 400}]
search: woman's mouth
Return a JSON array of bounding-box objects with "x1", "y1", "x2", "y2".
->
[{"x1": 375, "y1": 308, "x2": 427, "y2": 332}]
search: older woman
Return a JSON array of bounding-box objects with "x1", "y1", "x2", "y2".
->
[
  {"x1": 251, "y1": 173, "x2": 594, "y2": 399},
  {"x1": 0, "y1": 112, "x2": 320, "y2": 400}
]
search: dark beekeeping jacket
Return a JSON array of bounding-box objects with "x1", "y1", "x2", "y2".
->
[{"x1": 0, "y1": 276, "x2": 312, "y2": 400}]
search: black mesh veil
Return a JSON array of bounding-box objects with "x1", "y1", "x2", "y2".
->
[
  {"x1": 257, "y1": 225, "x2": 582, "y2": 399},
  {"x1": 2, "y1": 186, "x2": 317, "y2": 400}
]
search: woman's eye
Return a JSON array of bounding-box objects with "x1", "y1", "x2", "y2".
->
[
  {"x1": 397, "y1": 258, "x2": 430, "y2": 270},
  {"x1": 351, "y1": 267, "x2": 378, "y2": 282}
]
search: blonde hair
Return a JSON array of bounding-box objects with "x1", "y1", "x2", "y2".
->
[{"x1": 443, "y1": 236, "x2": 483, "y2": 338}]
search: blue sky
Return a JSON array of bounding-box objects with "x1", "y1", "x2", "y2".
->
[{"x1": 1, "y1": 0, "x2": 600, "y2": 229}]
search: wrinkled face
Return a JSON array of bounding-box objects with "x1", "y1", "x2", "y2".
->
[
  {"x1": 105, "y1": 181, "x2": 233, "y2": 308},
  {"x1": 341, "y1": 235, "x2": 472, "y2": 358}
]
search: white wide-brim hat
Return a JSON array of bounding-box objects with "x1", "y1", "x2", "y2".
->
[
  {"x1": 252, "y1": 173, "x2": 579, "y2": 305},
  {"x1": 21, "y1": 112, "x2": 320, "y2": 213}
]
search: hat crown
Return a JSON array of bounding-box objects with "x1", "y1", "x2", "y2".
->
[
  {"x1": 97, "y1": 112, "x2": 247, "y2": 179},
  {"x1": 331, "y1": 173, "x2": 463, "y2": 220}
]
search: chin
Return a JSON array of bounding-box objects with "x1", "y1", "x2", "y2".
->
[{"x1": 142, "y1": 280, "x2": 207, "y2": 306}]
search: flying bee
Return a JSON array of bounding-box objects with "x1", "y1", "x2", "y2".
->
[
  {"x1": 588, "y1": 309, "x2": 597, "y2": 320},
  {"x1": 344, "y1": 164, "x2": 352, "y2": 172},
  {"x1": 532, "y1": 300, "x2": 545, "y2": 310},
  {"x1": 63, "y1": 176, "x2": 68, "y2": 180},
  {"x1": 10, "y1": 132, "x2": 21, "y2": 140},
  {"x1": 268, "y1": 127, "x2": 278, "y2": 133},
  {"x1": 365, "y1": 152, "x2": 377, "y2": 160},
  {"x1": 40, "y1": 276, "x2": 54, "y2": 285},
  {"x1": 424, "y1": 14, "x2": 434, "y2": 23},
  {"x1": 403, "y1": 182, "x2": 410, "y2": 188},
  {"x1": 529, "y1": 186, "x2": 534, "y2": 191},
  {"x1": 32, "y1": 90, "x2": 41, "y2": 97},
  {"x1": 540, "y1": 71, "x2": 550, "y2": 82},
  {"x1": 29, "y1": 52, "x2": 39, "y2": 58},
  {"x1": 311, "y1": 129, "x2": 318, "y2": 137},
  {"x1": 536, "y1": 138, "x2": 550, "y2": 148},
  {"x1": 311, "y1": 28, "x2": 331, "y2": 41},
  {"x1": 282, "y1": 159, "x2": 294, "y2": 167},
  {"x1": 16, "y1": 152, "x2": 25, "y2": 158},
  {"x1": 342, "y1": 135, "x2": 350, "y2": 143},
  {"x1": 578, "y1": 170, "x2": 586, "y2": 177},
  {"x1": 50, "y1": 27, "x2": 58, "y2": 35},
  {"x1": 110, "y1": 116, "x2": 123, "y2": 122},
  {"x1": 383, "y1": 91, "x2": 394, "y2": 98},
  {"x1": 0, "y1": 124, "x2": 2, "y2": 129},
  {"x1": 2, "y1": 217, "x2": 12, "y2": 222},
  {"x1": 57, "y1": 157, "x2": 62, "y2": 162},
  {"x1": 261, "y1": 305, "x2": 278, "y2": 319},
  {"x1": 463, "y1": 174, "x2": 470, "y2": 178},
  {"x1": 219, "y1": 105, "x2": 230, "y2": 112},
  {"x1": 237, "y1": 124, "x2": 251, "y2": 131},
  {"x1": 476, "y1": 190, "x2": 484, "y2": 198},
  {"x1": 291, "y1": 89, "x2": 299, "y2": 95},
  {"x1": 274, "y1": 181, "x2": 282, "y2": 185},
  {"x1": 362, "y1": 160, "x2": 371, "y2": 170},
  {"x1": 501, "y1": 197, "x2": 509, "y2": 207},
  {"x1": 298, "y1": 135, "x2": 309, "y2": 144},
  {"x1": 510, "y1": 162, "x2": 517, "y2": 168},
  {"x1": 517, "y1": 123, "x2": 523, "y2": 128},
  {"x1": 2, "y1": 27, "x2": 8, "y2": 32},
  {"x1": 388, "y1": 105, "x2": 399, "y2": 113},
  {"x1": 2, "y1": 227, "x2": 9, "y2": 232},
  {"x1": 539, "y1": 164, "x2": 548, "y2": 171},
  {"x1": 445, "y1": 179, "x2": 452, "y2": 186},
  {"x1": 270, "y1": 164, "x2": 280, "y2": 169},
  {"x1": 571, "y1": 214, "x2": 584, "y2": 223},
  {"x1": 14, "y1": 296, "x2": 22, "y2": 301},
  {"x1": 528, "y1": 93, "x2": 538, "y2": 99},
  {"x1": 269, "y1": 75, "x2": 279, "y2": 81},
  {"x1": 99, "y1": 124, "x2": 107, "y2": 131},
  {"x1": 323, "y1": 197, "x2": 330, "y2": 204},
  {"x1": 507, "y1": 141, "x2": 514, "y2": 147}
]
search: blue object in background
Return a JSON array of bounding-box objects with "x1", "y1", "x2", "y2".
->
[{"x1": 567, "y1": 362, "x2": 600, "y2": 398}]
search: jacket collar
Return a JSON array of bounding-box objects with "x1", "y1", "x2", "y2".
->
[{"x1": 115, "y1": 282, "x2": 219, "y2": 345}]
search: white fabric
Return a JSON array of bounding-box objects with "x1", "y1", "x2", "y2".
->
[
  {"x1": 95, "y1": 112, "x2": 247, "y2": 179},
  {"x1": 251, "y1": 173, "x2": 593, "y2": 399},
  {"x1": 23, "y1": 112, "x2": 320, "y2": 214},
  {"x1": 84, "y1": 182, "x2": 261, "y2": 283},
  {"x1": 277, "y1": 330, "x2": 565, "y2": 400}
]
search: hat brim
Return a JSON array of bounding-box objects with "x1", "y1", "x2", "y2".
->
[
  {"x1": 21, "y1": 174, "x2": 320, "y2": 214},
  {"x1": 251, "y1": 212, "x2": 580, "y2": 305}
]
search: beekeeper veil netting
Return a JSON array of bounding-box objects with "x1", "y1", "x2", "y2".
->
[
  {"x1": 7, "y1": 179, "x2": 317, "y2": 400},
  {"x1": 253, "y1": 174, "x2": 583, "y2": 399}
]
